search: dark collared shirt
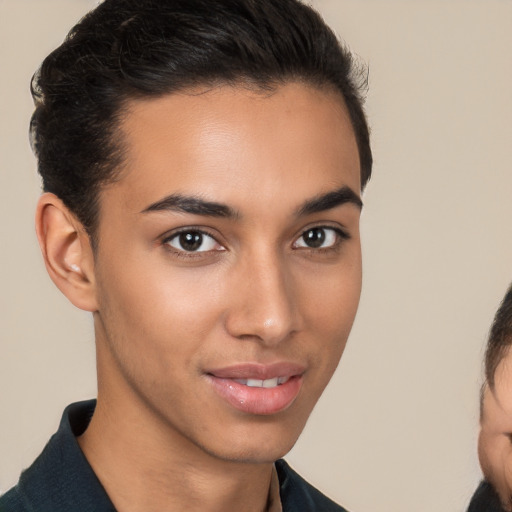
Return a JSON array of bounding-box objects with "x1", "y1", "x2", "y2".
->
[
  {"x1": 467, "y1": 480, "x2": 507, "y2": 512},
  {"x1": 0, "y1": 400, "x2": 347, "y2": 512}
]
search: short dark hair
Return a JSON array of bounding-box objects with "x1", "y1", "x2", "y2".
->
[
  {"x1": 31, "y1": 0, "x2": 372, "y2": 241},
  {"x1": 485, "y1": 283, "x2": 512, "y2": 388}
]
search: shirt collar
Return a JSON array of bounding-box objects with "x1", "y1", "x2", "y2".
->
[
  {"x1": 267, "y1": 463, "x2": 283, "y2": 512},
  {"x1": 16, "y1": 400, "x2": 116, "y2": 511},
  {"x1": 17, "y1": 400, "x2": 284, "y2": 511}
]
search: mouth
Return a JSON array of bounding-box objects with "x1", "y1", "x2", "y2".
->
[
  {"x1": 205, "y1": 363, "x2": 305, "y2": 415},
  {"x1": 233, "y1": 376, "x2": 290, "y2": 388}
]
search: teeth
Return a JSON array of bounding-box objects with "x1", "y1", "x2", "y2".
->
[
  {"x1": 262, "y1": 378, "x2": 279, "y2": 388},
  {"x1": 234, "y1": 377, "x2": 290, "y2": 388},
  {"x1": 246, "y1": 379, "x2": 264, "y2": 387}
]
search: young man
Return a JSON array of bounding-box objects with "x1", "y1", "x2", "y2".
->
[
  {"x1": 468, "y1": 285, "x2": 512, "y2": 512},
  {"x1": 0, "y1": 0, "x2": 372, "y2": 510}
]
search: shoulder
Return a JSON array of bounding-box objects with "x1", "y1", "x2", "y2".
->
[
  {"x1": 0, "y1": 485, "x2": 28, "y2": 512},
  {"x1": 0, "y1": 400, "x2": 115, "y2": 512},
  {"x1": 467, "y1": 480, "x2": 507, "y2": 512},
  {"x1": 276, "y1": 459, "x2": 350, "y2": 512}
]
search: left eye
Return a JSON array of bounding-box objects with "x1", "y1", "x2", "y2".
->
[
  {"x1": 293, "y1": 227, "x2": 340, "y2": 249},
  {"x1": 166, "y1": 231, "x2": 222, "y2": 252}
]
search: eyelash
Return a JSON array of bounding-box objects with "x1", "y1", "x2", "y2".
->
[
  {"x1": 162, "y1": 228, "x2": 224, "y2": 259},
  {"x1": 292, "y1": 226, "x2": 350, "y2": 252},
  {"x1": 161, "y1": 225, "x2": 350, "y2": 259}
]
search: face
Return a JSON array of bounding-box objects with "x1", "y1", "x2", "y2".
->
[
  {"x1": 92, "y1": 83, "x2": 362, "y2": 464},
  {"x1": 479, "y1": 352, "x2": 512, "y2": 510}
]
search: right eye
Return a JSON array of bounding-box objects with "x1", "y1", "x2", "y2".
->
[{"x1": 164, "y1": 230, "x2": 224, "y2": 253}]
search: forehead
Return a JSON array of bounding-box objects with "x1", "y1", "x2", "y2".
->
[{"x1": 103, "y1": 82, "x2": 360, "y2": 215}]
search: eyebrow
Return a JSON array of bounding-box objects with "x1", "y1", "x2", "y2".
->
[
  {"x1": 141, "y1": 194, "x2": 237, "y2": 218},
  {"x1": 141, "y1": 185, "x2": 362, "y2": 219},
  {"x1": 296, "y1": 186, "x2": 363, "y2": 216}
]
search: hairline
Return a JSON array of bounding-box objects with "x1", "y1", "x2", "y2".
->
[{"x1": 89, "y1": 78, "x2": 360, "y2": 252}]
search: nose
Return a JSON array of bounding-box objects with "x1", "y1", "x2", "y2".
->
[{"x1": 224, "y1": 250, "x2": 299, "y2": 347}]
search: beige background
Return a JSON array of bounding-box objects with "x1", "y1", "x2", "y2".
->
[{"x1": 1, "y1": 1, "x2": 511, "y2": 510}]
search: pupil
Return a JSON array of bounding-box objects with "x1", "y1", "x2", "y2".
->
[
  {"x1": 304, "y1": 228, "x2": 325, "y2": 248},
  {"x1": 180, "y1": 232, "x2": 202, "y2": 251}
]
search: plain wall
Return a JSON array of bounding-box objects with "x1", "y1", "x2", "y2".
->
[{"x1": 1, "y1": 1, "x2": 511, "y2": 511}]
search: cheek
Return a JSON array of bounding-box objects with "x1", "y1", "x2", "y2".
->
[
  {"x1": 302, "y1": 258, "x2": 362, "y2": 331},
  {"x1": 479, "y1": 429, "x2": 512, "y2": 502},
  {"x1": 478, "y1": 429, "x2": 494, "y2": 480},
  {"x1": 297, "y1": 257, "x2": 362, "y2": 372},
  {"x1": 96, "y1": 259, "x2": 227, "y2": 368}
]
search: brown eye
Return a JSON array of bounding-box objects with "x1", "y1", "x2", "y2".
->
[
  {"x1": 179, "y1": 232, "x2": 203, "y2": 251},
  {"x1": 294, "y1": 227, "x2": 340, "y2": 249},
  {"x1": 302, "y1": 228, "x2": 326, "y2": 248},
  {"x1": 166, "y1": 230, "x2": 221, "y2": 252}
]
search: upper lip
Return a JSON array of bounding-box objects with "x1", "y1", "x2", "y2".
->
[{"x1": 205, "y1": 362, "x2": 306, "y2": 380}]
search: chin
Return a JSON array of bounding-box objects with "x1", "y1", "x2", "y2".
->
[
  {"x1": 195, "y1": 420, "x2": 304, "y2": 465},
  {"x1": 203, "y1": 440, "x2": 296, "y2": 465}
]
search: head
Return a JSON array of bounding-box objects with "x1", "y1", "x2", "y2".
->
[
  {"x1": 31, "y1": 0, "x2": 372, "y2": 245},
  {"x1": 34, "y1": 0, "x2": 372, "y2": 466},
  {"x1": 479, "y1": 284, "x2": 512, "y2": 510}
]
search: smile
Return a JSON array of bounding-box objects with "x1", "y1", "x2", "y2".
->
[
  {"x1": 233, "y1": 376, "x2": 290, "y2": 388},
  {"x1": 205, "y1": 363, "x2": 305, "y2": 415}
]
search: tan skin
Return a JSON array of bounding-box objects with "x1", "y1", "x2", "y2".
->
[
  {"x1": 479, "y1": 351, "x2": 512, "y2": 511},
  {"x1": 36, "y1": 83, "x2": 363, "y2": 512}
]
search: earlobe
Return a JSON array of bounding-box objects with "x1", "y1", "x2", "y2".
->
[{"x1": 35, "y1": 193, "x2": 98, "y2": 312}]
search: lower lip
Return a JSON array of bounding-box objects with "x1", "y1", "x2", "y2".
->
[{"x1": 206, "y1": 375, "x2": 303, "y2": 415}]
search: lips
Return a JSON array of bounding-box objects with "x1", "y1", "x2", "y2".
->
[{"x1": 205, "y1": 363, "x2": 305, "y2": 415}]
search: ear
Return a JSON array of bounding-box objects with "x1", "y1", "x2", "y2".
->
[{"x1": 35, "y1": 192, "x2": 98, "y2": 312}]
